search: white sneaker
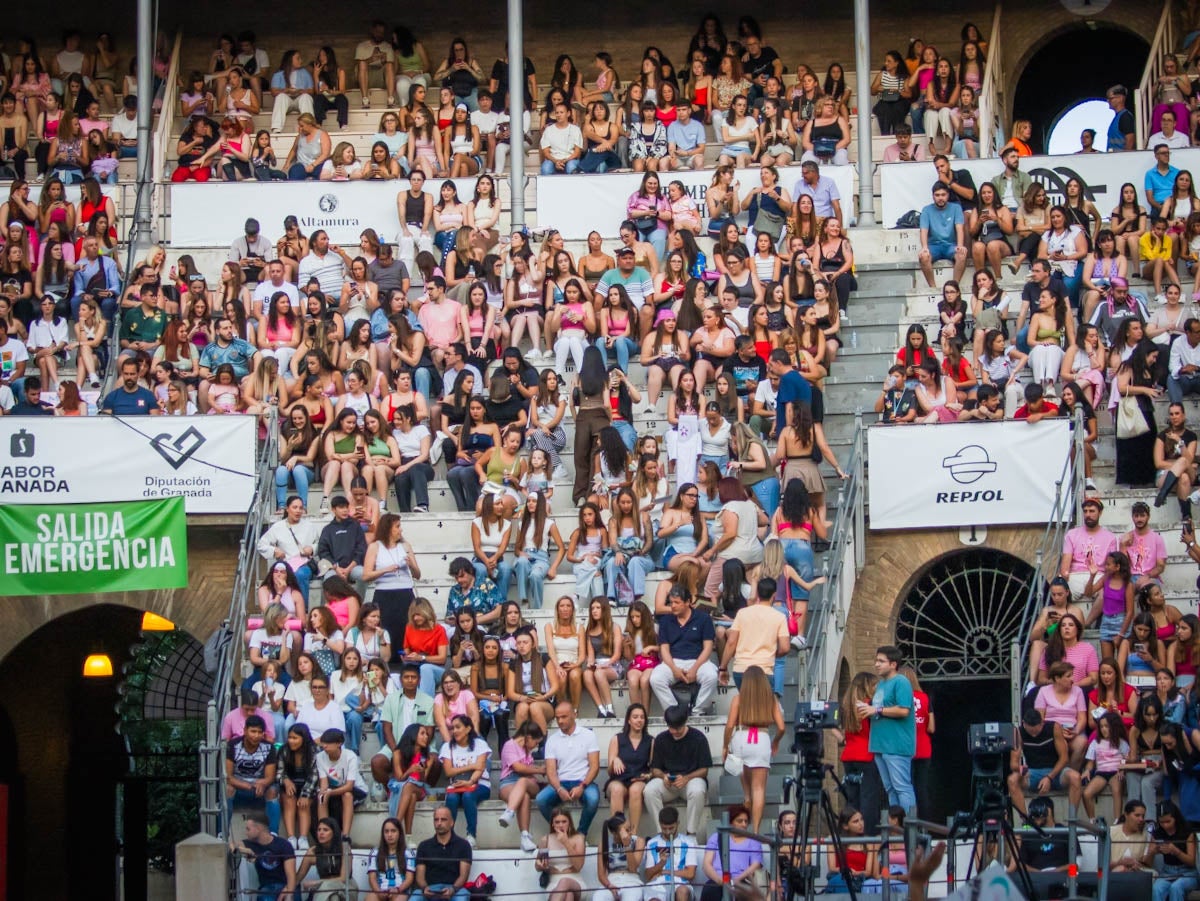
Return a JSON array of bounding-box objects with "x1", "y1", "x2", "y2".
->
[
  {"x1": 318, "y1": 497, "x2": 329, "y2": 514},
  {"x1": 1157, "y1": 292, "x2": 1168, "y2": 305},
  {"x1": 296, "y1": 836, "x2": 309, "y2": 852},
  {"x1": 498, "y1": 807, "x2": 515, "y2": 827},
  {"x1": 467, "y1": 833, "x2": 478, "y2": 849},
  {"x1": 791, "y1": 635, "x2": 807, "y2": 651},
  {"x1": 287, "y1": 835, "x2": 298, "y2": 849},
  {"x1": 521, "y1": 831, "x2": 537, "y2": 852}
]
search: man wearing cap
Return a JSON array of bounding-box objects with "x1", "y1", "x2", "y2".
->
[
  {"x1": 990, "y1": 144, "x2": 1032, "y2": 215},
  {"x1": 108, "y1": 95, "x2": 139, "y2": 158},
  {"x1": 596, "y1": 246, "x2": 655, "y2": 335},
  {"x1": 1121, "y1": 501, "x2": 1167, "y2": 584},
  {"x1": 795, "y1": 160, "x2": 842, "y2": 222},
  {"x1": 1058, "y1": 498, "x2": 1117, "y2": 600},
  {"x1": 230, "y1": 217, "x2": 276, "y2": 285},
  {"x1": 1106, "y1": 85, "x2": 1136, "y2": 152}
]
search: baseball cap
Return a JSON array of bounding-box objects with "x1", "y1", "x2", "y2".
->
[
  {"x1": 616, "y1": 246, "x2": 635, "y2": 256},
  {"x1": 654, "y1": 309, "x2": 676, "y2": 327},
  {"x1": 455, "y1": 102, "x2": 469, "y2": 112}
]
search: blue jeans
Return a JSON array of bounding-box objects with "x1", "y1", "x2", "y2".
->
[
  {"x1": 781, "y1": 538, "x2": 815, "y2": 601},
  {"x1": 226, "y1": 788, "x2": 280, "y2": 834},
  {"x1": 287, "y1": 163, "x2": 320, "y2": 180},
  {"x1": 413, "y1": 366, "x2": 432, "y2": 403},
  {"x1": 750, "y1": 477, "x2": 781, "y2": 518},
  {"x1": 293, "y1": 563, "x2": 313, "y2": 602},
  {"x1": 1169, "y1": 373, "x2": 1200, "y2": 404},
  {"x1": 1016, "y1": 323, "x2": 1030, "y2": 354},
  {"x1": 342, "y1": 694, "x2": 378, "y2": 755},
  {"x1": 876, "y1": 754, "x2": 916, "y2": 813},
  {"x1": 414, "y1": 886, "x2": 471, "y2": 901},
  {"x1": 605, "y1": 553, "x2": 656, "y2": 600},
  {"x1": 446, "y1": 783, "x2": 490, "y2": 835},
  {"x1": 54, "y1": 166, "x2": 84, "y2": 184},
  {"x1": 419, "y1": 662, "x2": 444, "y2": 696},
  {"x1": 473, "y1": 556, "x2": 512, "y2": 601},
  {"x1": 596, "y1": 336, "x2": 640, "y2": 374},
  {"x1": 540, "y1": 158, "x2": 580, "y2": 175},
  {"x1": 515, "y1": 549, "x2": 550, "y2": 608},
  {"x1": 537, "y1": 780, "x2": 600, "y2": 835},
  {"x1": 579, "y1": 149, "x2": 620, "y2": 173},
  {"x1": 275, "y1": 463, "x2": 314, "y2": 509},
  {"x1": 612, "y1": 419, "x2": 637, "y2": 450},
  {"x1": 1155, "y1": 873, "x2": 1199, "y2": 901}
]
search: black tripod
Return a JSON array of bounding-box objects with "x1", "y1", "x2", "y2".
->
[
  {"x1": 951, "y1": 776, "x2": 1037, "y2": 901},
  {"x1": 783, "y1": 754, "x2": 857, "y2": 901}
]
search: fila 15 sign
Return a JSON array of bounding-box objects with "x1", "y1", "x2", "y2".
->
[
  {"x1": 0, "y1": 416, "x2": 256, "y2": 514},
  {"x1": 866, "y1": 420, "x2": 1071, "y2": 530}
]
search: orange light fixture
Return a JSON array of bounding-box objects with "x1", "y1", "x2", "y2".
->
[
  {"x1": 141, "y1": 612, "x2": 175, "y2": 631},
  {"x1": 82, "y1": 653, "x2": 114, "y2": 678}
]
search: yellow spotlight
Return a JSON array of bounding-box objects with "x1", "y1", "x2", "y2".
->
[
  {"x1": 141, "y1": 612, "x2": 175, "y2": 631},
  {"x1": 82, "y1": 653, "x2": 114, "y2": 678}
]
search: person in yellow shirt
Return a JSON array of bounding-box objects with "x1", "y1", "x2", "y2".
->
[{"x1": 1140, "y1": 216, "x2": 1181, "y2": 298}]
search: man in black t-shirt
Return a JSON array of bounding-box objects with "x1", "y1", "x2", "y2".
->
[
  {"x1": 225, "y1": 715, "x2": 281, "y2": 833},
  {"x1": 874, "y1": 366, "x2": 917, "y2": 424},
  {"x1": 414, "y1": 806, "x2": 472, "y2": 901},
  {"x1": 489, "y1": 56, "x2": 536, "y2": 109},
  {"x1": 742, "y1": 34, "x2": 781, "y2": 103},
  {"x1": 1014, "y1": 798, "x2": 1074, "y2": 873},
  {"x1": 933, "y1": 154, "x2": 977, "y2": 212},
  {"x1": 645, "y1": 704, "x2": 713, "y2": 837},
  {"x1": 723, "y1": 336, "x2": 767, "y2": 400},
  {"x1": 231, "y1": 811, "x2": 296, "y2": 896}
]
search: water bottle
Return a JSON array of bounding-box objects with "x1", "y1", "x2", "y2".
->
[{"x1": 692, "y1": 250, "x2": 707, "y2": 279}]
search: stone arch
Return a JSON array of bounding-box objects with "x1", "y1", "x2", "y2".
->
[{"x1": 1010, "y1": 25, "x2": 1149, "y2": 151}]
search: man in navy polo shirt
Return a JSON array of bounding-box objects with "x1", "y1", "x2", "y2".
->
[
  {"x1": 650, "y1": 585, "x2": 718, "y2": 714},
  {"x1": 100, "y1": 357, "x2": 159, "y2": 415}
]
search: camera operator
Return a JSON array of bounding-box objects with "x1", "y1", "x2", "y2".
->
[{"x1": 1010, "y1": 797, "x2": 1073, "y2": 874}]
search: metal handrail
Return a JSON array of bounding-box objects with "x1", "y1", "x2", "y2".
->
[
  {"x1": 199, "y1": 409, "x2": 278, "y2": 846},
  {"x1": 1010, "y1": 409, "x2": 1083, "y2": 712},
  {"x1": 1135, "y1": 1, "x2": 1177, "y2": 150},
  {"x1": 153, "y1": 31, "x2": 183, "y2": 191},
  {"x1": 978, "y1": 2, "x2": 1006, "y2": 157},
  {"x1": 800, "y1": 412, "x2": 865, "y2": 701}
]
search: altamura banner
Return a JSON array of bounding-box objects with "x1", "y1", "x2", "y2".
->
[
  {"x1": 880, "y1": 148, "x2": 1200, "y2": 228},
  {"x1": 0, "y1": 497, "x2": 188, "y2": 595},
  {"x1": 171, "y1": 178, "x2": 480, "y2": 245},
  {"x1": 867, "y1": 419, "x2": 1071, "y2": 530},
  {"x1": 0, "y1": 416, "x2": 255, "y2": 514}
]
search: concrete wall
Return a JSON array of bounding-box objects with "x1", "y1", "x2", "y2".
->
[
  {"x1": 836, "y1": 525, "x2": 1045, "y2": 675},
  {"x1": 0, "y1": 523, "x2": 243, "y2": 664}
]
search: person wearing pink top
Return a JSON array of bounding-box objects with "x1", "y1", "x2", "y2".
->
[
  {"x1": 416, "y1": 275, "x2": 463, "y2": 369},
  {"x1": 1058, "y1": 497, "x2": 1117, "y2": 599},
  {"x1": 496, "y1": 721, "x2": 546, "y2": 852},
  {"x1": 1120, "y1": 501, "x2": 1167, "y2": 584},
  {"x1": 1035, "y1": 660, "x2": 1088, "y2": 768}
]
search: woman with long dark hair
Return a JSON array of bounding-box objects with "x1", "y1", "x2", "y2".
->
[
  {"x1": 294, "y1": 817, "x2": 351, "y2": 893},
  {"x1": 1115, "y1": 340, "x2": 1163, "y2": 487},
  {"x1": 572, "y1": 346, "x2": 612, "y2": 505}
]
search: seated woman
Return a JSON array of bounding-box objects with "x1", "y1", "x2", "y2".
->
[
  {"x1": 497, "y1": 722, "x2": 546, "y2": 852},
  {"x1": 800, "y1": 96, "x2": 849, "y2": 166},
  {"x1": 1026, "y1": 284, "x2": 1074, "y2": 397},
  {"x1": 699, "y1": 805, "x2": 765, "y2": 901},
  {"x1": 506, "y1": 625, "x2": 559, "y2": 733},
  {"x1": 1080, "y1": 229, "x2": 1129, "y2": 323},
  {"x1": 399, "y1": 597, "x2": 448, "y2": 696},
  {"x1": 1035, "y1": 660, "x2": 1090, "y2": 770},
  {"x1": 1088, "y1": 656, "x2": 1139, "y2": 732},
  {"x1": 969, "y1": 183, "x2": 1015, "y2": 276},
  {"x1": 535, "y1": 808, "x2": 588, "y2": 901},
  {"x1": 1118, "y1": 612, "x2": 1169, "y2": 686},
  {"x1": 294, "y1": 818, "x2": 352, "y2": 897},
  {"x1": 823, "y1": 806, "x2": 877, "y2": 895},
  {"x1": 433, "y1": 670, "x2": 481, "y2": 744}
]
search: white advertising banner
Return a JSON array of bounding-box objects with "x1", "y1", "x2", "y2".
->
[
  {"x1": 536, "y1": 164, "x2": 856, "y2": 240},
  {"x1": 880, "y1": 148, "x2": 1200, "y2": 228},
  {"x1": 0, "y1": 416, "x2": 256, "y2": 514},
  {"x1": 867, "y1": 419, "x2": 1071, "y2": 530},
  {"x1": 170, "y1": 178, "x2": 480, "y2": 246}
]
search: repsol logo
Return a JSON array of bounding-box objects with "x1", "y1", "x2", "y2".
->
[{"x1": 935, "y1": 490, "x2": 1006, "y2": 503}]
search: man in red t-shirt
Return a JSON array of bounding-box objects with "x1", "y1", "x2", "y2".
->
[{"x1": 1013, "y1": 383, "x2": 1059, "y2": 422}]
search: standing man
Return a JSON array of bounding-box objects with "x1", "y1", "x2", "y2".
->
[
  {"x1": 536, "y1": 700, "x2": 601, "y2": 836},
  {"x1": 916, "y1": 183, "x2": 967, "y2": 289},
  {"x1": 643, "y1": 704, "x2": 713, "y2": 839},
  {"x1": 1106, "y1": 85, "x2": 1136, "y2": 152},
  {"x1": 859, "y1": 646, "x2": 917, "y2": 815},
  {"x1": 412, "y1": 806, "x2": 472, "y2": 901},
  {"x1": 355, "y1": 22, "x2": 397, "y2": 109}
]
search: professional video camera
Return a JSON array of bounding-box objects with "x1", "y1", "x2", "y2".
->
[{"x1": 791, "y1": 700, "x2": 840, "y2": 762}]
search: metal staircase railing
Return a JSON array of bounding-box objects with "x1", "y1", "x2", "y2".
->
[
  {"x1": 1135, "y1": 0, "x2": 1178, "y2": 150},
  {"x1": 799, "y1": 412, "x2": 866, "y2": 703},
  {"x1": 198, "y1": 410, "x2": 278, "y2": 845},
  {"x1": 977, "y1": 2, "x2": 1006, "y2": 158},
  {"x1": 1008, "y1": 409, "x2": 1085, "y2": 720}
]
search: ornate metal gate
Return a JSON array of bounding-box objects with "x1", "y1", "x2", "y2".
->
[{"x1": 895, "y1": 549, "x2": 1036, "y2": 681}]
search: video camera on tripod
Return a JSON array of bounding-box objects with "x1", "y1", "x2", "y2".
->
[{"x1": 791, "y1": 700, "x2": 841, "y2": 762}]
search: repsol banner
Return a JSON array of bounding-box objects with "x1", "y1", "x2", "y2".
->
[
  {"x1": 529, "y1": 164, "x2": 854, "y2": 240},
  {"x1": 867, "y1": 420, "x2": 1071, "y2": 530},
  {"x1": 880, "y1": 148, "x2": 1200, "y2": 228},
  {"x1": 0, "y1": 497, "x2": 188, "y2": 595},
  {"x1": 0, "y1": 416, "x2": 255, "y2": 513}
]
